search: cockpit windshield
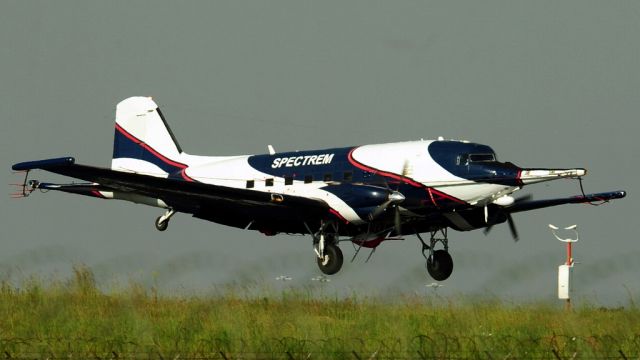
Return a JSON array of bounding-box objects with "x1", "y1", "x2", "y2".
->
[
  {"x1": 468, "y1": 153, "x2": 496, "y2": 162},
  {"x1": 457, "y1": 153, "x2": 496, "y2": 165}
]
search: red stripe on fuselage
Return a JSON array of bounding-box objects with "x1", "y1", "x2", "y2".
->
[
  {"x1": 115, "y1": 123, "x2": 188, "y2": 170},
  {"x1": 427, "y1": 188, "x2": 439, "y2": 208},
  {"x1": 180, "y1": 169, "x2": 195, "y2": 182},
  {"x1": 329, "y1": 208, "x2": 349, "y2": 224},
  {"x1": 516, "y1": 169, "x2": 523, "y2": 187},
  {"x1": 428, "y1": 187, "x2": 466, "y2": 205}
]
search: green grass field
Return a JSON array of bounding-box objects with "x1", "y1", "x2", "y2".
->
[{"x1": 1, "y1": 266, "x2": 638, "y2": 359}]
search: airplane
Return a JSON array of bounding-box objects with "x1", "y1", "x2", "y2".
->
[{"x1": 11, "y1": 97, "x2": 626, "y2": 281}]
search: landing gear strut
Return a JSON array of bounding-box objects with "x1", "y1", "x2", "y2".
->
[
  {"x1": 417, "y1": 228, "x2": 454, "y2": 281},
  {"x1": 155, "y1": 209, "x2": 175, "y2": 231},
  {"x1": 306, "y1": 221, "x2": 344, "y2": 275}
]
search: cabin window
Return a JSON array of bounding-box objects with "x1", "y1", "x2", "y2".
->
[
  {"x1": 265, "y1": 178, "x2": 274, "y2": 187},
  {"x1": 343, "y1": 171, "x2": 353, "y2": 182},
  {"x1": 323, "y1": 173, "x2": 332, "y2": 182},
  {"x1": 246, "y1": 180, "x2": 254, "y2": 188},
  {"x1": 284, "y1": 176, "x2": 293, "y2": 185},
  {"x1": 304, "y1": 175, "x2": 313, "y2": 184}
]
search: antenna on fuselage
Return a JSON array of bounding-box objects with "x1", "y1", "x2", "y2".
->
[{"x1": 267, "y1": 145, "x2": 276, "y2": 155}]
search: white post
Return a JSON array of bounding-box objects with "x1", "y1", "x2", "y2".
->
[{"x1": 548, "y1": 224, "x2": 579, "y2": 310}]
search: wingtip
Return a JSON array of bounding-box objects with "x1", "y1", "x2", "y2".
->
[{"x1": 11, "y1": 157, "x2": 75, "y2": 171}]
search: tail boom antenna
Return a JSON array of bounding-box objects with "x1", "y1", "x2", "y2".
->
[{"x1": 10, "y1": 170, "x2": 39, "y2": 198}]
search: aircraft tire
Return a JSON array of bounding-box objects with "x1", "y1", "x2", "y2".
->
[
  {"x1": 317, "y1": 244, "x2": 343, "y2": 275},
  {"x1": 427, "y1": 250, "x2": 453, "y2": 281},
  {"x1": 155, "y1": 216, "x2": 168, "y2": 231}
]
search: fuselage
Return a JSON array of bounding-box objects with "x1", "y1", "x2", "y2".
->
[
  {"x1": 179, "y1": 139, "x2": 522, "y2": 224},
  {"x1": 99, "y1": 132, "x2": 586, "y2": 236}
]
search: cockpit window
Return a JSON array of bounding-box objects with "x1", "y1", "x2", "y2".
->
[
  {"x1": 468, "y1": 153, "x2": 495, "y2": 162},
  {"x1": 457, "y1": 153, "x2": 496, "y2": 165}
]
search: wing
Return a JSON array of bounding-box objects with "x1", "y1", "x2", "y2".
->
[
  {"x1": 12, "y1": 157, "x2": 331, "y2": 228},
  {"x1": 508, "y1": 191, "x2": 626, "y2": 213}
]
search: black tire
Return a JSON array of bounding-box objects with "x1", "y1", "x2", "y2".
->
[
  {"x1": 155, "y1": 216, "x2": 168, "y2": 231},
  {"x1": 427, "y1": 249, "x2": 453, "y2": 281},
  {"x1": 317, "y1": 244, "x2": 344, "y2": 275}
]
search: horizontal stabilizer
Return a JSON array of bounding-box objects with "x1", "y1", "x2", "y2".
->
[{"x1": 12, "y1": 157, "x2": 75, "y2": 171}]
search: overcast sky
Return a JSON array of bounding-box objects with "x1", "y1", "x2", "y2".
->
[{"x1": 1, "y1": 1, "x2": 638, "y2": 305}]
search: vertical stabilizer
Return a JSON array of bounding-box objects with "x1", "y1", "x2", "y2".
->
[{"x1": 112, "y1": 97, "x2": 187, "y2": 176}]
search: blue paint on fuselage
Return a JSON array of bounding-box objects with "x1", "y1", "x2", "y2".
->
[
  {"x1": 428, "y1": 141, "x2": 521, "y2": 186},
  {"x1": 247, "y1": 147, "x2": 359, "y2": 182},
  {"x1": 247, "y1": 146, "x2": 446, "y2": 214}
]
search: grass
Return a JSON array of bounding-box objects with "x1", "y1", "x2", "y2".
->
[{"x1": 0, "y1": 265, "x2": 638, "y2": 359}]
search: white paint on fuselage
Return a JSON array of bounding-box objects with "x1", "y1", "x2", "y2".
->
[
  {"x1": 111, "y1": 158, "x2": 169, "y2": 177},
  {"x1": 351, "y1": 141, "x2": 520, "y2": 206}
]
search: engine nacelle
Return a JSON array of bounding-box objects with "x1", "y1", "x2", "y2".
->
[{"x1": 322, "y1": 184, "x2": 393, "y2": 220}]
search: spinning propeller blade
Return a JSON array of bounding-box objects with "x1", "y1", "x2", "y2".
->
[
  {"x1": 484, "y1": 194, "x2": 532, "y2": 241},
  {"x1": 367, "y1": 159, "x2": 410, "y2": 233},
  {"x1": 367, "y1": 191, "x2": 405, "y2": 220},
  {"x1": 394, "y1": 204, "x2": 402, "y2": 234},
  {"x1": 368, "y1": 199, "x2": 394, "y2": 220},
  {"x1": 506, "y1": 214, "x2": 519, "y2": 242}
]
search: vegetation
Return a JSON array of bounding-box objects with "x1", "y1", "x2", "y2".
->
[{"x1": 0, "y1": 266, "x2": 638, "y2": 359}]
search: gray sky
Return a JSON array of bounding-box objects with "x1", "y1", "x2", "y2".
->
[{"x1": 2, "y1": 1, "x2": 638, "y2": 305}]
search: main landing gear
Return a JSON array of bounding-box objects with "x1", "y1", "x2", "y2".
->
[
  {"x1": 306, "y1": 221, "x2": 344, "y2": 275},
  {"x1": 155, "y1": 209, "x2": 176, "y2": 231},
  {"x1": 317, "y1": 241, "x2": 343, "y2": 275},
  {"x1": 417, "y1": 228, "x2": 454, "y2": 281}
]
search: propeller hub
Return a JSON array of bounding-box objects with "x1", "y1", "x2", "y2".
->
[{"x1": 388, "y1": 191, "x2": 405, "y2": 203}]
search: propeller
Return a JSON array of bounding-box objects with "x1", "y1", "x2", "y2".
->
[
  {"x1": 394, "y1": 203, "x2": 402, "y2": 234},
  {"x1": 367, "y1": 190, "x2": 405, "y2": 221},
  {"x1": 367, "y1": 159, "x2": 411, "y2": 234},
  {"x1": 483, "y1": 194, "x2": 532, "y2": 242}
]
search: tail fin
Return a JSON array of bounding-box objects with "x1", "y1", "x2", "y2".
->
[{"x1": 112, "y1": 97, "x2": 187, "y2": 176}]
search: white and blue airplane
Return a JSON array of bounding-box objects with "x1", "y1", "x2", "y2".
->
[{"x1": 12, "y1": 97, "x2": 626, "y2": 280}]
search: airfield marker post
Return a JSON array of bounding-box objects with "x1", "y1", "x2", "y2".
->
[{"x1": 548, "y1": 224, "x2": 579, "y2": 310}]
